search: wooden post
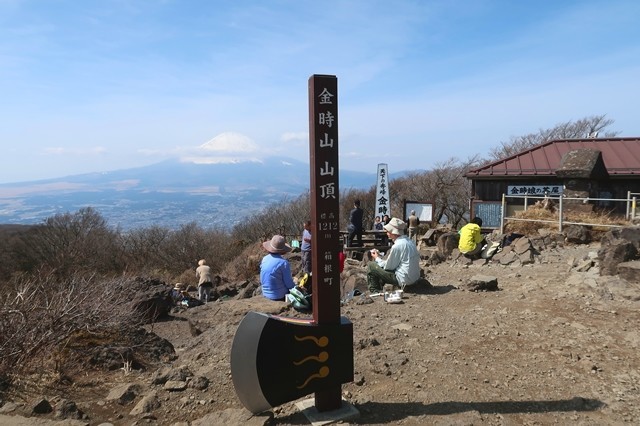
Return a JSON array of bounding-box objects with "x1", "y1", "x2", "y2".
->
[
  {"x1": 230, "y1": 76, "x2": 353, "y2": 416},
  {"x1": 500, "y1": 194, "x2": 506, "y2": 234},
  {"x1": 559, "y1": 195, "x2": 564, "y2": 232},
  {"x1": 308, "y1": 74, "x2": 343, "y2": 412}
]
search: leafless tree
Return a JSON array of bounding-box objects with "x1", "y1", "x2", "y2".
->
[
  {"x1": 20, "y1": 207, "x2": 122, "y2": 278},
  {"x1": 487, "y1": 114, "x2": 619, "y2": 162},
  {"x1": 232, "y1": 193, "x2": 312, "y2": 244},
  {"x1": 390, "y1": 156, "x2": 480, "y2": 227},
  {"x1": 120, "y1": 225, "x2": 173, "y2": 272},
  {"x1": 340, "y1": 188, "x2": 376, "y2": 230}
]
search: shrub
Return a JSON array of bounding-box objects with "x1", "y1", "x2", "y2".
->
[{"x1": 0, "y1": 273, "x2": 145, "y2": 382}]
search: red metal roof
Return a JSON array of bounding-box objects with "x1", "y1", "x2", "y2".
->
[{"x1": 467, "y1": 137, "x2": 640, "y2": 177}]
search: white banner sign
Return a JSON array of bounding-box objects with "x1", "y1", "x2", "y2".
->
[{"x1": 374, "y1": 164, "x2": 390, "y2": 219}]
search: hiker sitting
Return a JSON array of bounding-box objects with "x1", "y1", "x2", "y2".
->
[
  {"x1": 171, "y1": 282, "x2": 200, "y2": 307},
  {"x1": 171, "y1": 283, "x2": 187, "y2": 304},
  {"x1": 458, "y1": 217, "x2": 486, "y2": 259},
  {"x1": 260, "y1": 235, "x2": 295, "y2": 301},
  {"x1": 366, "y1": 218, "x2": 420, "y2": 293}
]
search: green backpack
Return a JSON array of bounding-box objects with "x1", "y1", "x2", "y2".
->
[{"x1": 287, "y1": 287, "x2": 312, "y2": 312}]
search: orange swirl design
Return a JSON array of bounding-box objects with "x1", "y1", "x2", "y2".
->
[
  {"x1": 297, "y1": 366, "x2": 330, "y2": 389},
  {"x1": 294, "y1": 335, "x2": 329, "y2": 347},
  {"x1": 293, "y1": 351, "x2": 329, "y2": 366}
]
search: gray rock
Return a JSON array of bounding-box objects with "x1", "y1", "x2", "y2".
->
[
  {"x1": 437, "y1": 232, "x2": 459, "y2": 258},
  {"x1": 499, "y1": 251, "x2": 519, "y2": 266},
  {"x1": 518, "y1": 250, "x2": 535, "y2": 265},
  {"x1": 598, "y1": 239, "x2": 637, "y2": 276},
  {"x1": 575, "y1": 259, "x2": 594, "y2": 272},
  {"x1": 461, "y1": 275, "x2": 499, "y2": 292},
  {"x1": 617, "y1": 227, "x2": 640, "y2": 250},
  {"x1": 164, "y1": 380, "x2": 188, "y2": 391},
  {"x1": 188, "y1": 376, "x2": 210, "y2": 391},
  {"x1": 105, "y1": 383, "x2": 141, "y2": 405},
  {"x1": 0, "y1": 402, "x2": 19, "y2": 413},
  {"x1": 513, "y1": 237, "x2": 533, "y2": 255},
  {"x1": 151, "y1": 365, "x2": 193, "y2": 385},
  {"x1": 32, "y1": 398, "x2": 52, "y2": 414},
  {"x1": 617, "y1": 260, "x2": 640, "y2": 282},
  {"x1": 565, "y1": 225, "x2": 591, "y2": 244},
  {"x1": 129, "y1": 391, "x2": 160, "y2": 416},
  {"x1": 54, "y1": 399, "x2": 83, "y2": 420}
]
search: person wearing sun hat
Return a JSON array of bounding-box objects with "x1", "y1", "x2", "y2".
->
[
  {"x1": 259, "y1": 234, "x2": 296, "y2": 301},
  {"x1": 367, "y1": 217, "x2": 420, "y2": 293}
]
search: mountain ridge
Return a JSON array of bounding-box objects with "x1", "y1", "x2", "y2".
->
[{"x1": 0, "y1": 157, "x2": 386, "y2": 230}]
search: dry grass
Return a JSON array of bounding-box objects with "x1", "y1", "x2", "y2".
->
[
  {"x1": 504, "y1": 204, "x2": 630, "y2": 238},
  {"x1": 223, "y1": 242, "x2": 264, "y2": 281}
]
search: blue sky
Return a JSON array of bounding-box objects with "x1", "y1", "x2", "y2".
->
[{"x1": 1, "y1": 0, "x2": 639, "y2": 183}]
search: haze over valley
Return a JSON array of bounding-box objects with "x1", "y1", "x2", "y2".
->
[{"x1": 0, "y1": 157, "x2": 378, "y2": 230}]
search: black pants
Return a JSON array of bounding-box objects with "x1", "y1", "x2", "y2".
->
[{"x1": 347, "y1": 229, "x2": 362, "y2": 247}]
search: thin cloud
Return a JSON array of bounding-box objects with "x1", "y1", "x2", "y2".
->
[
  {"x1": 199, "y1": 132, "x2": 259, "y2": 154},
  {"x1": 281, "y1": 132, "x2": 307, "y2": 144},
  {"x1": 42, "y1": 146, "x2": 107, "y2": 156}
]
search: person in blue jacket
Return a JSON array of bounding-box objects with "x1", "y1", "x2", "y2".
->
[{"x1": 260, "y1": 234, "x2": 295, "y2": 301}]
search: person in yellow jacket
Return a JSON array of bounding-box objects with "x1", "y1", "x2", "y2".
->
[{"x1": 458, "y1": 217, "x2": 485, "y2": 258}]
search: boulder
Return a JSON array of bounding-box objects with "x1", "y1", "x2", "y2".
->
[
  {"x1": 512, "y1": 237, "x2": 533, "y2": 255},
  {"x1": 618, "y1": 227, "x2": 640, "y2": 251},
  {"x1": 437, "y1": 232, "x2": 460, "y2": 258},
  {"x1": 106, "y1": 383, "x2": 142, "y2": 405},
  {"x1": 129, "y1": 391, "x2": 160, "y2": 416},
  {"x1": 31, "y1": 398, "x2": 52, "y2": 415},
  {"x1": 598, "y1": 239, "x2": 638, "y2": 276},
  {"x1": 54, "y1": 399, "x2": 83, "y2": 420},
  {"x1": 565, "y1": 225, "x2": 591, "y2": 244},
  {"x1": 236, "y1": 280, "x2": 259, "y2": 299},
  {"x1": 460, "y1": 275, "x2": 499, "y2": 292},
  {"x1": 617, "y1": 260, "x2": 640, "y2": 282}
]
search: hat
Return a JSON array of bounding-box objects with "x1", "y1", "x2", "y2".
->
[
  {"x1": 263, "y1": 235, "x2": 292, "y2": 254},
  {"x1": 383, "y1": 218, "x2": 406, "y2": 235},
  {"x1": 198, "y1": 259, "x2": 206, "y2": 266},
  {"x1": 173, "y1": 282, "x2": 185, "y2": 290}
]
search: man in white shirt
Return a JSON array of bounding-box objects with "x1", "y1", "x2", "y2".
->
[{"x1": 367, "y1": 217, "x2": 421, "y2": 293}]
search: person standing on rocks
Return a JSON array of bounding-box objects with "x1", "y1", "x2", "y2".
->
[
  {"x1": 367, "y1": 218, "x2": 420, "y2": 293},
  {"x1": 301, "y1": 220, "x2": 312, "y2": 274},
  {"x1": 347, "y1": 199, "x2": 364, "y2": 247},
  {"x1": 196, "y1": 259, "x2": 213, "y2": 302},
  {"x1": 406, "y1": 210, "x2": 420, "y2": 244}
]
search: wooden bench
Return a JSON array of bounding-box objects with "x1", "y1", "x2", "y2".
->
[{"x1": 340, "y1": 230, "x2": 391, "y2": 259}]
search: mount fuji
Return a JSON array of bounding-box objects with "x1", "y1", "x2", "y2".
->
[{"x1": 0, "y1": 157, "x2": 377, "y2": 230}]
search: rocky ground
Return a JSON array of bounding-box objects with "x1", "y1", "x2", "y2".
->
[{"x1": 1, "y1": 235, "x2": 640, "y2": 425}]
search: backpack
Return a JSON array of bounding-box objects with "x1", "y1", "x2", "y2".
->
[
  {"x1": 298, "y1": 272, "x2": 312, "y2": 294},
  {"x1": 481, "y1": 241, "x2": 501, "y2": 259},
  {"x1": 287, "y1": 287, "x2": 312, "y2": 313}
]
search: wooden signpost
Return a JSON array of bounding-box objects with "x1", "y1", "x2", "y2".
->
[{"x1": 230, "y1": 75, "x2": 354, "y2": 415}]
